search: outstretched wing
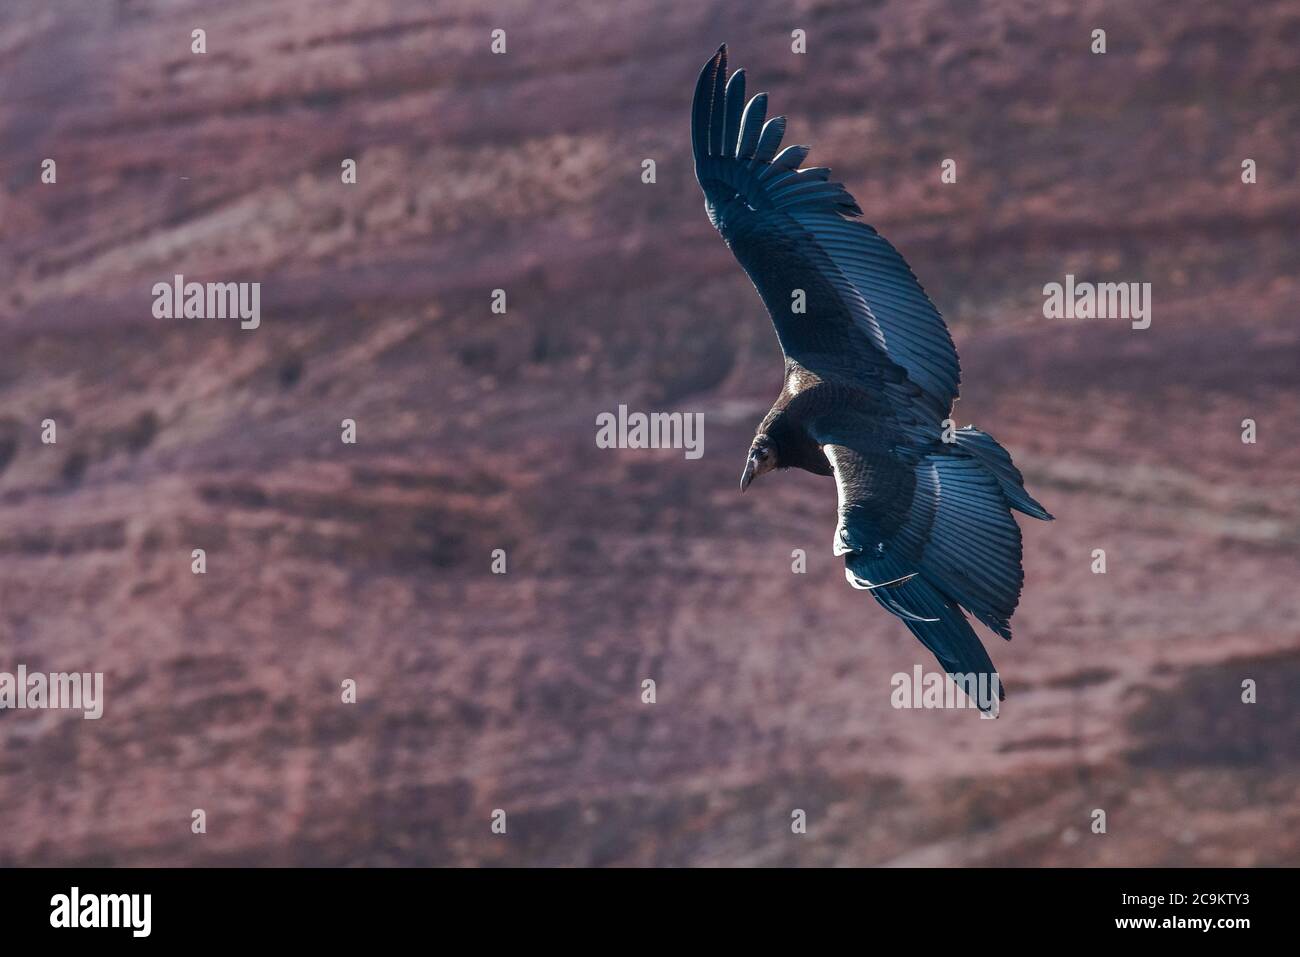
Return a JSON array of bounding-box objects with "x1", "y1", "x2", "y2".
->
[
  {"x1": 819, "y1": 435, "x2": 1024, "y2": 710},
  {"x1": 692, "y1": 45, "x2": 960, "y2": 423},
  {"x1": 808, "y1": 397, "x2": 1052, "y2": 711}
]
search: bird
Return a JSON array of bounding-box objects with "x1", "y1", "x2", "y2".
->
[{"x1": 692, "y1": 45, "x2": 1053, "y2": 712}]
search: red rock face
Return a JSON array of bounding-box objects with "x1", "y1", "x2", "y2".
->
[{"x1": 0, "y1": 0, "x2": 1296, "y2": 866}]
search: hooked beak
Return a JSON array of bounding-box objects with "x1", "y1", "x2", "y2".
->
[{"x1": 740, "y1": 455, "x2": 758, "y2": 493}]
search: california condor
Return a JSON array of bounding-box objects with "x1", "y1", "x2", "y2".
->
[{"x1": 693, "y1": 45, "x2": 1053, "y2": 712}]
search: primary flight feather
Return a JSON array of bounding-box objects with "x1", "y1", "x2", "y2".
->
[{"x1": 693, "y1": 45, "x2": 1053, "y2": 712}]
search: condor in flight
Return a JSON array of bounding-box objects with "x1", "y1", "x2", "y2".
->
[{"x1": 693, "y1": 46, "x2": 1052, "y2": 712}]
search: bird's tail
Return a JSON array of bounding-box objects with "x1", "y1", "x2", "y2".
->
[{"x1": 952, "y1": 427, "x2": 1054, "y2": 521}]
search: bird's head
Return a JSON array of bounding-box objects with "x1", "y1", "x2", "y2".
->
[{"x1": 740, "y1": 435, "x2": 779, "y2": 493}]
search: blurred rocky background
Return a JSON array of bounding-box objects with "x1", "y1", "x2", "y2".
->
[{"x1": 0, "y1": 0, "x2": 1296, "y2": 865}]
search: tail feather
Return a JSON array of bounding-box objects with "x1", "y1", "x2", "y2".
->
[{"x1": 955, "y1": 427, "x2": 1053, "y2": 521}]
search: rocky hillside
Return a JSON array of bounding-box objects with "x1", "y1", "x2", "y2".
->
[{"x1": 0, "y1": 0, "x2": 1296, "y2": 865}]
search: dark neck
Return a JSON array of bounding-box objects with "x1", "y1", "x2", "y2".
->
[{"x1": 762, "y1": 405, "x2": 832, "y2": 476}]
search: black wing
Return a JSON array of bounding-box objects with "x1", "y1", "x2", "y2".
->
[
  {"x1": 814, "y1": 411, "x2": 1053, "y2": 710},
  {"x1": 692, "y1": 45, "x2": 960, "y2": 425}
]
